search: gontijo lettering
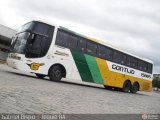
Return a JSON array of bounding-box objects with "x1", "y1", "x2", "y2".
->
[{"x1": 112, "y1": 64, "x2": 135, "y2": 74}]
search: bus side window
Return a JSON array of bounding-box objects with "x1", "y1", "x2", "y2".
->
[
  {"x1": 105, "y1": 47, "x2": 113, "y2": 61},
  {"x1": 55, "y1": 30, "x2": 69, "y2": 47},
  {"x1": 143, "y1": 62, "x2": 148, "y2": 72},
  {"x1": 121, "y1": 53, "x2": 127, "y2": 65},
  {"x1": 138, "y1": 61, "x2": 142, "y2": 70},
  {"x1": 138, "y1": 60, "x2": 147, "y2": 71},
  {"x1": 127, "y1": 56, "x2": 137, "y2": 69},
  {"x1": 113, "y1": 51, "x2": 118, "y2": 63},
  {"x1": 40, "y1": 25, "x2": 54, "y2": 57},
  {"x1": 86, "y1": 41, "x2": 97, "y2": 55},
  {"x1": 148, "y1": 63, "x2": 153, "y2": 74},
  {"x1": 97, "y1": 45, "x2": 107, "y2": 59},
  {"x1": 113, "y1": 51, "x2": 126, "y2": 65},
  {"x1": 97, "y1": 45, "x2": 113, "y2": 61},
  {"x1": 67, "y1": 34, "x2": 78, "y2": 49},
  {"x1": 77, "y1": 38, "x2": 86, "y2": 52}
]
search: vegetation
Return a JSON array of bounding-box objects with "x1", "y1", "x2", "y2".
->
[{"x1": 152, "y1": 77, "x2": 160, "y2": 90}]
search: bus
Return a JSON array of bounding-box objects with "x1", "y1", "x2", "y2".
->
[{"x1": 7, "y1": 20, "x2": 153, "y2": 93}]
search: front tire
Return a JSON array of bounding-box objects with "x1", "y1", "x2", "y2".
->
[
  {"x1": 49, "y1": 65, "x2": 63, "y2": 82},
  {"x1": 35, "y1": 73, "x2": 46, "y2": 79}
]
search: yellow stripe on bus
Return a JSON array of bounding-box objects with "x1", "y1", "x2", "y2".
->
[{"x1": 96, "y1": 58, "x2": 117, "y2": 87}]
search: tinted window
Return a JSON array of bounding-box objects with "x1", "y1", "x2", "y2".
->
[
  {"x1": 40, "y1": 25, "x2": 54, "y2": 56},
  {"x1": 26, "y1": 35, "x2": 42, "y2": 58},
  {"x1": 25, "y1": 24, "x2": 54, "y2": 58},
  {"x1": 67, "y1": 34, "x2": 78, "y2": 49},
  {"x1": 77, "y1": 38, "x2": 86, "y2": 52},
  {"x1": 106, "y1": 47, "x2": 113, "y2": 60},
  {"x1": 86, "y1": 41, "x2": 97, "y2": 55},
  {"x1": 55, "y1": 30, "x2": 69, "y2": 47},
  {"x1": 127, "y1": 56, "x2": 138, "y2": 69},
  {"x1": 113, "y1": 51, "x2": 127, "y2": 65},
  {"x1": 97, "y1": 45, "x2": 113, "y2": 60},
  {"x1": 138, "y1": 60, "x2": 148, "y2": 72},
  {"x1": 148, "y1": 63, "x2": 153, "y2": 74},
  {"x1": 138, "y1": 61, "x2": 143, "y2": 70},
  {"x1": 97, "y1": 45, "x2": 107, "y2": 59},
  {"x1": 143, "y1": 62, "x2": 148, "y2": 72},
  {"x1": 34, "y1": 22, "x2": 48, "y2": 35}
]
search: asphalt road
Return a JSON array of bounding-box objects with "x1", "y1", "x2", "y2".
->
[{"x1": 0, "y1": 64, "x2": 160, "y2": 115}]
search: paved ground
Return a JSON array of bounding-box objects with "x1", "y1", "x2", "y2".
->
[{"x1": 0, "y1": 64, "x2": 160, "y2": 114}]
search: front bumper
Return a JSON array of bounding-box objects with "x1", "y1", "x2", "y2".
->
[{"x1": 7, "y1": 58, "x2": 26, "y2": 71}]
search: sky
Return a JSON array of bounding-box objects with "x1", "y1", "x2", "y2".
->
[{"x1": 0, "y1": 0, "x2": 160, "y2": 73}]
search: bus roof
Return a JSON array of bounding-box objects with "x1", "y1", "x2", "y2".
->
[{"x1": 33, "y1": 20, "x2": 153, "y2": 64}]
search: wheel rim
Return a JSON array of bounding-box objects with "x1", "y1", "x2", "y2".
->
[{"x1": 54, "y1": 69, "x2": 61, "y2": 78}]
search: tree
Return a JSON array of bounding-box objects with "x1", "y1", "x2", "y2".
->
[
  {"x1": 152, "y1": 77, "x2": 160, "y2": 90},
  {"x1": 157, "y1": 80, "x2": 160, "y2": 88}
]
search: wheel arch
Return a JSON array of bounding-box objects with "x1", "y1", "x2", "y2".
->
[
  {"x1": 124, "y1": 79, "x2": 132, "y2": 85},
  {"x1": 48, "y1": 63, "x2": 66, "y2": 78}
]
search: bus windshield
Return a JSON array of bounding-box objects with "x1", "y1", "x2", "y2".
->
[
  {"x1": 18, "y1": 22, "x2": 34, "y2": 32},
  {"x1": 11, "y1": 22, "x2": 34, "y2": 54},
  {"x1": 11, "y1": 32, "x2": 30, "y2": 54}
]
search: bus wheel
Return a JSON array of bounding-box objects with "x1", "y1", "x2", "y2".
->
[
  {"x1": 130, "y1": 82, "x2": 139, "y2": 93},
  {"x1": 122, "y1": 81, "x2": 131, "y2": 92},
  {"x1": 49, "y1": 65, "x2": 63, "y2": 82},
  {"x1": 104, "y1": 85, "x2": 112, "y2": 90},
  {"x1": 35, "y1": 73, "x2": 46, "y2": 79}
]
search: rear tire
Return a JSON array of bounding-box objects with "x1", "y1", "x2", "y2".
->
[
  {"x1": 130, "y1": 82, "x2": 139, "y2": 93},
  {"x1": 122, "y1": 81, "x2": 131, "y2": 92},
  {"x1": 35, "y1": 73, "x2": 46, "y2": 79},
  {"x1": 49, "y1": 65, "x2": 63, "y2": 82}
]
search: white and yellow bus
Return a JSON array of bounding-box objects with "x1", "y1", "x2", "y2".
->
[{"x1": 7, "y1": 21, "x2": 153, "y2": 93}]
